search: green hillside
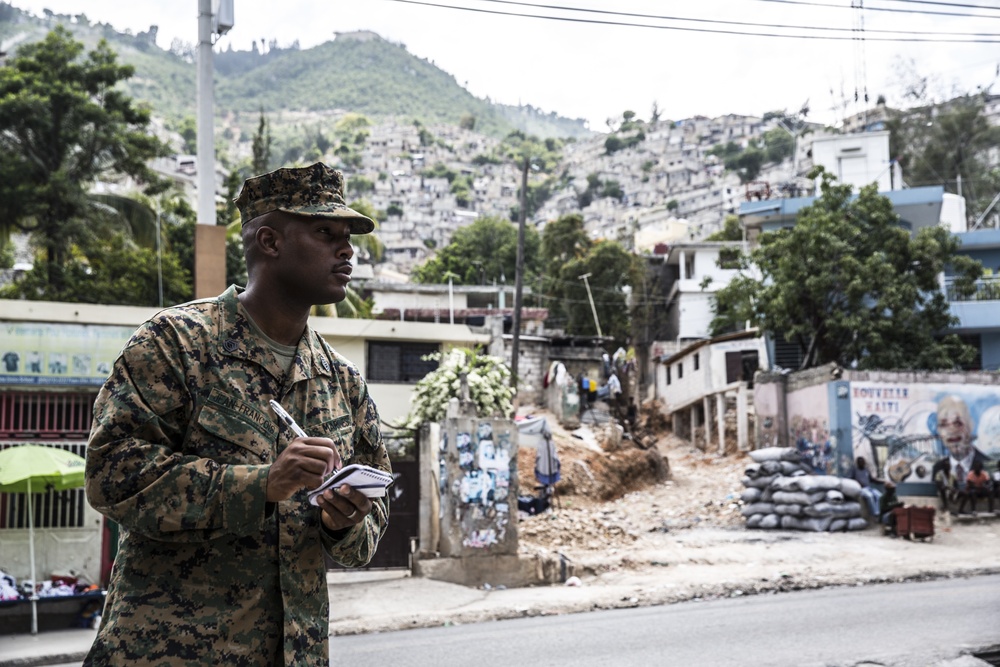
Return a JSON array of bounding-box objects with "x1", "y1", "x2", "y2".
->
[
  {"x1": 218, "y1": 35, "x2": 511, "y2": 135},
  {"x1": 0, "y1": 6, "x2": 591, "y2": 139}
]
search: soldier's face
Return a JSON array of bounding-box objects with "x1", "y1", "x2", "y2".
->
[{"x1": 276, "y1": 218, "x2": 354, "y2": 305}]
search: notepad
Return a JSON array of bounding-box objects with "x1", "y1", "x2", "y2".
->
[{"x1": 307, "y1": 464, "x2": 394, "y2": 505}]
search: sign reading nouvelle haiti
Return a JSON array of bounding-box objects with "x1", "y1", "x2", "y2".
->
[{"x1": 1, "y1": 323, "x2": 135, "y2": 386}]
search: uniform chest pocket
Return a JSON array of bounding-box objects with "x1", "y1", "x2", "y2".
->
[
  {"x1": 314, "y1": 416, "x2": 355, "y2": 462},
  {"x1": 195, "y1": 403, "x2": 275, "y2": 464}
]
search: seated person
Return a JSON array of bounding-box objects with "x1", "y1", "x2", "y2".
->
[
  {"x1": 879, "y1": 481, "x2": 904, "y2": 535},
  {"x1": 848, "y1": 456, "x2": 883, "y2": 518},
  {"x1": 960, "y1": 459, "x2": 994, "y2": 514},
  {"x1": 931, "y1": 457, "x2": 955, "y2": 512}
]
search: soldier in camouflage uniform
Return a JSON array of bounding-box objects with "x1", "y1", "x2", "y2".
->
[{"x1": 84, "y1": 163, "x2": 391, "y2": 666}]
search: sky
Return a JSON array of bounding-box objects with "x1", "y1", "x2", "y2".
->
[{"x1": 11, "y1": 0, "x2": 1000, "y2": 131}]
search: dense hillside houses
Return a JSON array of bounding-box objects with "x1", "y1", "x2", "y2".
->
[{"x1": 211, "y1": 110, "x2": 825, "y2": 278}]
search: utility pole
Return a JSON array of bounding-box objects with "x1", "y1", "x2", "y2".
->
[
  {"x1": 194, "y1": 0, "x2": 232, "y2": 298},
  {"x1": 579, "y1": 272, "x2": 602, "y2": 337},
  {"x1": 509, "y1": 156, "x2": 529, "y2": 388}
]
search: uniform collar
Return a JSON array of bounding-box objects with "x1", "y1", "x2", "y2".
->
[{"x1": 216, "y1": 285, "x2": 334, "y2": 384}]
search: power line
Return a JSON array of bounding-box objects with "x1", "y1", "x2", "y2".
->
[
  {"x1": 379, "y1": 0, "x2": 1000, "y2": 41},
  {"x1": 465, "y1": 0, "x2": 1000, "y2": 38},
  {"x1": 881, "y1": 0, "x2": 1000, "y2": 11},
  {"x1": 755, "y1": 0, "x2": 1000, "y2": 20}
]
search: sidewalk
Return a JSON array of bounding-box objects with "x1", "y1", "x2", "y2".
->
[{"x1": 2, "y1": 519, "x2": 999, "y2": 666}]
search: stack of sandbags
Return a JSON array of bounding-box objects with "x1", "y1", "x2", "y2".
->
[{"x1": 740, "y1": 447, "x2": 868, "y2": 532}]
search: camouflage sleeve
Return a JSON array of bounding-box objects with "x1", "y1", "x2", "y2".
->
[
  {"x1": 322, "y1": 380, "x2": 391, "y2": 566},
  {"x1": 86, "y1": 327, "x2": 270, "y2": 542}
]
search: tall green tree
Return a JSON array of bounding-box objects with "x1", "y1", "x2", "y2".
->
[
  {"x1": 411, "y1": 216, "x2": 539, "y2": 286},
  {"x1": 251, "y1": 108, "x2": 272, "y2": 175},
  {"x1": 887, "y1": 93, "x2": 1000, "y2": 221},
  {"x1": 537, "y1": 213, "x2": 643, "y2": 342},
  {"x1": 711, "y1": 168, "x2": 983, "y2": 370},
  {"x1": 556, "y1": 241, "x2": 640, "y2": 342},
  {"x1": 539, "y1": 213, "x2": 590, "y2": 311},
  {"x1": 706, "y1": 215, "x2": 744, "y2": 242},
  {"x1": 540, "y1": 213, "x2": 590, "y2": 266},
  {"x1": 0, "y1": 27, "x2": 170, "y2": 294}
]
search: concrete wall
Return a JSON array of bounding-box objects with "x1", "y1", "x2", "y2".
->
[
  {"x1": 433, "y1": 414, "x2": 518, "y2": 558},
  {"x1": 495, "y1": 335, "x2": 549, "y2": 408},
  {"x1": 755, "y1": 366, "x2": 1000, "y2": 496},
  {"x1": 811, "y1": 131, "x2": 892, "y2": 192},
  {"x1": 543, "y1": 367, "x2": 580, "y2": 429}
]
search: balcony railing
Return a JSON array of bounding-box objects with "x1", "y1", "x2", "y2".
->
[{"x1": 944, "y1": 275, "x2": 1000, "y2": 302}]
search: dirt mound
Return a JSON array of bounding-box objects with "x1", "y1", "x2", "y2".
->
[
  {"x1": 516, "y1": 403, "x2": 670, "y2": 503},
  {"x1": 516, "y1": 402, "x2": 751, "y2": 558}
]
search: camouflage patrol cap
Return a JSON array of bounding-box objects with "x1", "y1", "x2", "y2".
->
[{"x1": 235, "y1": 162, "x2": 375, "y2": 234}]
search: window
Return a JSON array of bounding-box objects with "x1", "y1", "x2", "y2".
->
[
  {"x1": 694, "y1": 353, "x2": 700, "y2": 371},
  {"x1": 367, "y1": 342, "x2": 440, "y2": 383},
  {"x1": 666, "y1": 366, "x2": 671, "y2": 385},
  {"x1": 677, "y1": 362, "x2": 683, "y2": 379},
  {"x1": 725, "y1": 350, "x2": 760, "y2": 386}
]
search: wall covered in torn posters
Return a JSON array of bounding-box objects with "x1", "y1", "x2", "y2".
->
[{"x1": 436, "y1": 416, "x2": 519, "y2": 557}]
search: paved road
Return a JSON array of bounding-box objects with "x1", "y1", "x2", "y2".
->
[{"x1": 332, "y1": 575, "x2": 1000, "y2": 667}]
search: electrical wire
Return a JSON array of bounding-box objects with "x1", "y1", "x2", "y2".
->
[
  {"x1": 378, "y1": 0, "x2": 1000, "y2": 41},
  {"x1": 755, "y1": 0, "x2": 1000, "y2": 20},
  {"x1": 858, "y1": 0, "x2": 1000, "y2": 11},
  {"x1": 462, "y1": 0, "x2": 1000, "y2": 38}
]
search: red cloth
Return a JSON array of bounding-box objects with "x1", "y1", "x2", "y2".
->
[{"x1": 967, "y1": 470, "x2": 989, "y2": 489}]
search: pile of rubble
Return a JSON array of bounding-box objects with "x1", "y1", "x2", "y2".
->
[{"x1": 516, "y1": 412, "x2": 749, "y2": 560}]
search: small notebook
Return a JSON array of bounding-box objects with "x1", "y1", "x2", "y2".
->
[{"x1": 307, "y1": 464, "x2": 394, "y2": 505}]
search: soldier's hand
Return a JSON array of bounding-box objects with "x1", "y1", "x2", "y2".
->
[
  {"x1": 266, "y1": 437, "x2": 342, "y2": 502},
  {"x1": 317, "y1": 484, "x2": 373, "y2": 532}
]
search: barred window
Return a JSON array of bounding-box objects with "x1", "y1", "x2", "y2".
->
[
  {"x1": 366, "y1": 342, "x2": 439, "y2": 383},
  {"x1": 0, "y1": 392, "x2": 96, "y2": 438}
]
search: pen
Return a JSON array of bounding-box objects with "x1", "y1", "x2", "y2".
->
[
  {"x1": 269, "y1": 400, "x2": 341, "y2": 475},
  {"x1": 269, "y1": 399, "x2": 308, "y2": 439}
]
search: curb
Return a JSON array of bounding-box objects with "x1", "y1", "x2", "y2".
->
[{"x1": 0, "y1": 651, "x2": 89, "y2": 667}]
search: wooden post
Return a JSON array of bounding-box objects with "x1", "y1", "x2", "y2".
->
[
  {"x1": 716, "y1": 392, "x2": 726, "y2": 455},
  {"x1": 702, "y1": 396, "x2": 711, "y2": 451},
  {"x1": 737, "y1": 384, "x2": 749, "y2": 450},
  {"x1": 690, "y1": 404, "x2": 698, "y2": 449}
]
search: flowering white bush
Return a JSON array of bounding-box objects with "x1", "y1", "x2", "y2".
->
[{"x1": 400, "y1": 348, "x2": 515, "y2": 429}]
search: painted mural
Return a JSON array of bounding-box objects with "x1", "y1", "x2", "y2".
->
[
  {"x1": 850, "y1": 382, "x2": 1000, "y2": 485},
  {"x1": 787, "y1": 384, "x2": 837, "y2": 475}
]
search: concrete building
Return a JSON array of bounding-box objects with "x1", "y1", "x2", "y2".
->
[
  {"x1": 654, "y1": 330, "x2": 765, "y2": 453},
  {"x1": 0, "y1": 298, "x2": 488, "y2": 589}
]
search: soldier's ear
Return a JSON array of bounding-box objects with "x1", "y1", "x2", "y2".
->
[{"x1": 256, "y1": 224, "x2": 282, "y2": 258}]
